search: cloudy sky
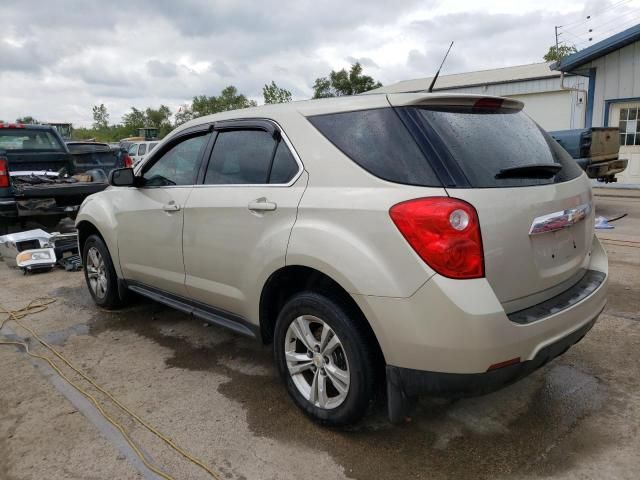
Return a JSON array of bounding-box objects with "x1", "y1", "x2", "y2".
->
[{"x1": 1, "y1": 0, "x2": 638, "y2": 126}]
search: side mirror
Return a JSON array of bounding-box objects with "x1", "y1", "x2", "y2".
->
[{"x1": 109, "y1": 168, "x2": 136, "y2": 187}]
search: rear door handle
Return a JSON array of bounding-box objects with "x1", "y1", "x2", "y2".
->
[
  {"x1": 163, "y1": 202, "x2": 181, "y2": 212},
  {"x1": 248, "y1": 198, "x2": 277, "y2": 212}
]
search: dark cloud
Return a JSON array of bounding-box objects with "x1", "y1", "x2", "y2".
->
[
  {"x1": 346, "y1": 56, "x2": 380, "y2": 68},
  {"x1": 0, "y1": 39, "x2": 50, "y2": 73},
  {"x1": 0, "y1": 0, "x2": 632, "y2": 126},
  {"x1": 147, "y1": 60, "x2": 178, "y2": 77},
  {"x1": 210, "y1": 60, "x2": 234, "y2": 78}
]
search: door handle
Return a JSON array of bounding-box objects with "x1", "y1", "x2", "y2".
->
[
  {"x1": 248, "y1": 198, "x2": 277, "y2": 212},
  {"x1": 163, "y1": 202, "x2": 181, "y2": 212}
]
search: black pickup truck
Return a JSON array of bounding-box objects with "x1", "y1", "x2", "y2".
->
[{"x1": 0, "y1": 123, "x2": 127, "y2": 234}]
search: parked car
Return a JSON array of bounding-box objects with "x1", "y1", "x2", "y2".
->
[
  {"x1": 66, "y1": 141, "x2": 133, "y2": 175},
  {"x1": 550, "y1": 127, "x2": 627, "y2": 182},
  {"x1": 127, "y1": 140, "x2": 159, "y2": 166},
  {"x1": 0, "y1": 123, "x2": 109, "y2": 234},
  {"x1": 76, "y1": 93, "x2": 608, "y2": 426}
]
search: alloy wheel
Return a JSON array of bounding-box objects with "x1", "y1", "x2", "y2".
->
[
  {"x1": 284, "y1": 315, "x2": 351, "y2": 409},
  {"x1": 86, "y1": 246, "x2": 108, "y2": 299}
]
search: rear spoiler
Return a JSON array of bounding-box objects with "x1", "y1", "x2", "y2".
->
[{"x1": 387, "y1": 93, "x2": 524, "y2": 111}]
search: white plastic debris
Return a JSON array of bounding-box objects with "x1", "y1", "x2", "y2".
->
[{"x1": 594, "y1": 216, "x2": 614, "y2": 229}]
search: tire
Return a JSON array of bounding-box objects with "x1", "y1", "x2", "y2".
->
[
  {"x1": 82, "y1": 234, "x2": 124, "y2": 309},
  {"x1": 274, "y1": 291, "x2": 377, "y2": 426}
]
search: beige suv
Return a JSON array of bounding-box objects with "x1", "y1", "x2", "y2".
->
[{"x1": 76, "y1": 93, "x2": 608, "y2": 425}]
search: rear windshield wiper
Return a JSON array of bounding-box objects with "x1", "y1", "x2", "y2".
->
[{"x1": 495, "y1": 163, "x2": 562, "y2": 179}]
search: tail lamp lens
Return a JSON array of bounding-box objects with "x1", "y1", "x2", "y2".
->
[
  {"x1": 389, "y1": 197, "x2": 484, "y2": 279},
  {"x1": 0, "y1": 158, "x2": 9, "y2": 187},
  {"x1": 123, "y1": 153, "x2": 133, "y2": 168}
]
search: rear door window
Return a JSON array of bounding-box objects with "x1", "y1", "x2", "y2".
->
[
  {"x1": 269, "y1": 141, "x2": 299, "y2": 184},
  {"x1": 412, "y1": 108, "x2": 583, "y2": 187},
  {"x1": 308, "y1": 108, "x2": 440, "y2": 187},
  {"x1": 138, "y1": 143, "x2": 147, "y2": 156},
  {"x1": 204, "y1": 130, "x2": 276, "y2": 184}
]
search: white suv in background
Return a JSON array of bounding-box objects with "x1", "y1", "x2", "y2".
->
[
  {"x1": 127, "y1": 140, "x2": 159, "y2": 166},
  {"x1": 76, "y1": 93, "x2": 608, "y2": 425}
]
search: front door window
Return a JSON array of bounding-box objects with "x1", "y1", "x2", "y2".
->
[{"x1": 142, "y1": 134, "x2": 209, "y2": 187}]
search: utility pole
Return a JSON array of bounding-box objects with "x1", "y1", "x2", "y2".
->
[{"x1": 555, "y1": 25, "x2": 559, "y2": 50}]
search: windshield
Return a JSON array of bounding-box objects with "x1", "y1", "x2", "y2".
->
[
  {"x1": 413, "y1": 107, "x2": 583, "y2": 188},
  {"x1": 0, "y1": 130, "x2": 64, "y2": 152}
]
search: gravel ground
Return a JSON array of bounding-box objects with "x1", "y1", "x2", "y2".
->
[{"x1": 0, "y1": 193, "x2": 639, "y2": 480}]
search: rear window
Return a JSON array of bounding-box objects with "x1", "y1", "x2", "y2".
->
[
  {"x1": 414, "y1": 108, "x2": 583, "y2": 188},
  {"x1": 309, "y1": 106, "x2": 583, "y2": 188},
  {"x1": 0, "y1": 130, "x2": 64, "y2": 151},
  {"x1": 308, "y1": 108, "x2": 440, "y2": 187}
]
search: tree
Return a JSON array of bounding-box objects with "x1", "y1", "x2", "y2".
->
[
  {"x1": 122, "y1": 107, "x2": 146, "y2": 132},
  {"x1": 263, "y1": 81, "x2": 292, "y2": 104},
  {"x1": 217, "y1": 85, "x2": 257, "y2": 111},
  {"x1": 16, "y1": 116, "x2": 38, "y2": 124},
  {"x1": 145, "y1": 105, "x2": 171, "y2": 128},
  {"x1": 174, "y1": 105, "x2": 194, "y2": 126},
  {"x1": 92, "y1": 104, "x2": 110, "y2": 129},
  {"x1": 312, "y1": 62, "x2": 382, "y2": 98},
  {"x1": 145, "y1": 105, "x2": 172, "y2": 137},
  {"x1": 544, "y1": 44, "x2": 578, "y2": 62},
  {"x1": 190, "y1": 85, "x2": 257, "y2": 118}
]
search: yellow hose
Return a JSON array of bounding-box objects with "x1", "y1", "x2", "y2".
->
[{"x1": 0, "y1": 297, "x2": 223, "y2": 480}]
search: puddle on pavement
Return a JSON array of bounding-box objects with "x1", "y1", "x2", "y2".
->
[
  {"x1": 80, "y1": 289, "x2": 610, "y2": 480},
  {"x1": 50, "y1": 285, "x2": 99, "y2": 310}
]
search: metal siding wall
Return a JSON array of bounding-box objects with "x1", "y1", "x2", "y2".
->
[
  {"x1": 619, "y1": 43, "x2": 635, "y2": 97},
  {"x1": 635, "y1": 41, "x2": 640, "y2": 97},
  {"x1": 590, "y1": 39, "x2": 640, "y2": 127},
  {"x1": 508, "y1": 92, "x2": 575, "y2": 130},
  {"x1": 440, "y1": 77, "x2": 587, "y2": 129}
]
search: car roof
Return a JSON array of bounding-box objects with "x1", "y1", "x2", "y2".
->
[{"x1": 171, "y1": 92, "x2": 522, "y2": 138}]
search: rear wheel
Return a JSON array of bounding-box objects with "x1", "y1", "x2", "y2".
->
[
  {"x1": 274, "y1": 292, "x2": 376, "y2": 426},
  {"x1": 82, "y1": 234, "x2": 124, "y2": 309}
]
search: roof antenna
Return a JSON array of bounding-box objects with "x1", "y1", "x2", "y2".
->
[{"x1": 427, "y1": 41, "x2": 454, "y2": 93}]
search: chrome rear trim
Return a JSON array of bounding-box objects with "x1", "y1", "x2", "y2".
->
[{"x1": 529, "y1": 202, "x2": 591, "y2": 235}]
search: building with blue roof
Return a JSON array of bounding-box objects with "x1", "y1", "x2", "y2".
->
[{"x1": 552, "y1": 23, "x2": 640, "y2": 184}]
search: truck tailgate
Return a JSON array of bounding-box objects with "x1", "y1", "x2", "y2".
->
[{"x1": 588, "y1": 127, "x2": 619, "y2": 162}]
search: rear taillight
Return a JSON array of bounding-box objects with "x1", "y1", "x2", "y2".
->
[
  {"x1": 389, "y1": 197, "x2": 484, "y2": 279},
  {"x1": 123, "y1": 153, "x2": 133, "y2": 168},
  {"x1": 0, "y1": 157, "x2": 9, "y2": 187},
  {"x1": 472, "y1": 97, "x2": 504, "y2": 111}
]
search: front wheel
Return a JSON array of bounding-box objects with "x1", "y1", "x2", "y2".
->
[
  {"x1": 274, "y1": 292, "x2": 376, "y2": 426},
  {"x1": 82, "y1": 234, "x2": 124, "y2": 309}
]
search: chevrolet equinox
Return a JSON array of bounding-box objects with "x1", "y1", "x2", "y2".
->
[{"x1": 77, "y1": 93, "x2": 608, "y2": 425}]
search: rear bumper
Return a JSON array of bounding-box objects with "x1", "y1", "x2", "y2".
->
[
  {"x1": 0, "y1": 199, "x2": 18, "y2": 219},
  {"x1": 386, "y1": 312, "x2": 598, "y2": 399},
  {"x1": 353, "y1": 235, "x2": 607, "y2": 375},
  {"x1": 585, "y1": 158, "x2": 628, "y2": 178}
]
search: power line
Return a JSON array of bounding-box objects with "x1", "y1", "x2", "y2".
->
[
  {"x1": 558, "y1": 10, "x2": 640, "y2": 50},
  {"x1": 589, "y1": 17, "x2": 640, "y2": 40},
  {"x1": 559, "y1": 0, "x2": 635, "y2": 28},
  {"x1": 563, "y1": 7, "x2": 640, "y2": 36}
]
